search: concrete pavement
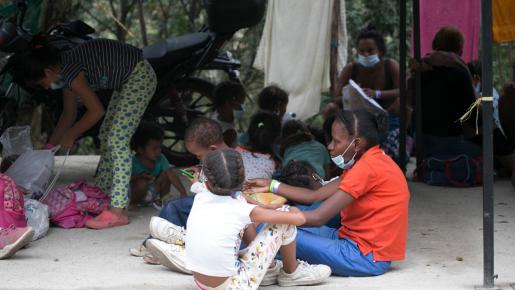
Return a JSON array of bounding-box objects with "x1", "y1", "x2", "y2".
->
[{"x1": 1, "y1": 156, "x2": 514, "y2": 290}]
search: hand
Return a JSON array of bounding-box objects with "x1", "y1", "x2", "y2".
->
[
  {"x1": 362, "y1": 88, "x2": 376, "y2": 98},
  {"x1": 243, "y1": 178, "x2": 271, "y2": 194},
  {"x1": 59, "y1": 133, "x2": 76, "y2": 149},
  {"x1": 181, "y1": 166, "x2": 201, "y2": 183}
]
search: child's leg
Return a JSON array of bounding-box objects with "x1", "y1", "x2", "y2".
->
[
  {"x1": 129, "y1": 178, "x2": 150, "y2": 206},
  {"x1": 295, "y1": 226, "x2": 390, "y2": 276},
  {"x1": 155, "y1": 171, "x2": 171, "y2": 198},
  {"x1": 100, "y1": 61, "x2": 156, "y2": 213},
  {"x1": 229, "y1": 223, "x2": 297, "y2": 289}
]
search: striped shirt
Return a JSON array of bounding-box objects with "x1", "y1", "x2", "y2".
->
[{"x1": 60, "y1": 39, "x2": 143, "y2": 91}]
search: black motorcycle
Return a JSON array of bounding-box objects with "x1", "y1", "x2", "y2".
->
[{"x1": 0, "y1": 0, "x2": 265, "y2": 166}]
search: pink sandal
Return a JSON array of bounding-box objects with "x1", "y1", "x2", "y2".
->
[{"x1": 85, "y1": 210, "x2": 129, "y2": 229}]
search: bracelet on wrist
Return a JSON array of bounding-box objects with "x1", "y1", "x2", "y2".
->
[
  {"x1": 269, "y1": 180, "x2": 281, "y2": 193},
  {"x1": 375, "y1": 90, "x2": 382, "y2": 99}
]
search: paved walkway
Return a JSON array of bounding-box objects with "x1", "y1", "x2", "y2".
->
[{"x1": 1, "y1": 156, "x2": 515, "y2": 290}]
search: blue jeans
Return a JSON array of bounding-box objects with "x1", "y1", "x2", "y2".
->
[
  {"x1": 296, "y1": 226, "x2": 391, "y2": 277},
  {"x1": 158, "y1": 196, "x2": 194, "y2": 227}
]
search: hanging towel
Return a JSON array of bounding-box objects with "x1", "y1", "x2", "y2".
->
[
  {"x1": 493, "y1": 0, "x2": 515, "y2": 43},
  {"x1": 413, "y1": 0, "x2": 480, "y2": 62},
  {"x1": 254, "y1": 0, "x2": 347, "y2": 120}
]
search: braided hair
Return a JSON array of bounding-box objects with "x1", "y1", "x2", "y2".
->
[{"x1": 203, "y1": 148, "x2": 246, "y2": 196}]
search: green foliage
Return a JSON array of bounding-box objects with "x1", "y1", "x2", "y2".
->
[{"x1": 345, "y1": 0, "x2": 412, "y2": 62}]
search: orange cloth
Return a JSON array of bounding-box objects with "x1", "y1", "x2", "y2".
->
[
  {"x1": 338, "y1": 146, "x2": 410, "y2": 262},
  {"x1": 493, "y1": 0, "x2": 515, "y2": 43}
]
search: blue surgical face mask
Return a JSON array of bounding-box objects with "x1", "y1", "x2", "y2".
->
[
  {"x1": 50, "y1": 75, "x2": 66, "y2": 90},
  {"x1": 233, "y1": 105, "x2": 244, "y2": 120},
  {"x1": 331, "y1": 139, "x2": 358, "y2": 169},
  {"x1": 358, "y1": 54, "x2": 380, "y2": 68}
]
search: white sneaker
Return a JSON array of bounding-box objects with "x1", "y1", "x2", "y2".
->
[
  {"x1": 277, "y1": 260, "x2": 331, "y2": 287},
  {"x1": 261, "y1": 260, "x2": 283, "y2": 286},
  {"x1": 146, "y1": 239, "x2": 192, "y2": 275},
  {"x1": 149, "y1": 216, "x2": 186, "y2": 245}
]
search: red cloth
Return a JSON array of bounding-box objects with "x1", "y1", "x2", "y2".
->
[
  {"x1": 338, "y1": 146, "x2": 410, "y2": 262},
  {"x1": 412, "y1": 0, "x2": 480, "y2": 62}
]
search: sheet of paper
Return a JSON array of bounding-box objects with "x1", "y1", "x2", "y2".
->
[{"x1": 348, "y1": 79, "x2": 386, "y2": 112}]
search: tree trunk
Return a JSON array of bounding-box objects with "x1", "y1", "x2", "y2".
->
[{"x1": 38, "y1": 0, "x2": 78, "y2": 32}]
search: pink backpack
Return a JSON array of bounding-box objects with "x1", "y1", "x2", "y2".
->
[
  {"x1": 0, "y1": 174, "x2": 27, "y2": 228},
  {"x1": 40, "y1": 181, "x2": 110, "y2": 228}
]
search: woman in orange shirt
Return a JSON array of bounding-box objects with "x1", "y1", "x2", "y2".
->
[{"x1": 246, "y1": 110, "x2": 410, "y2": 276}]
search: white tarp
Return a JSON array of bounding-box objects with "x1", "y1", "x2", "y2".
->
[{"x1": 254, "y1": 0, "x2": 348, "y2": 119}]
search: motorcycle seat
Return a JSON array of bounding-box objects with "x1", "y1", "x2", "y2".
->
[{"x1": 143, "y1": 32, "x2": 211, "y2": 72}]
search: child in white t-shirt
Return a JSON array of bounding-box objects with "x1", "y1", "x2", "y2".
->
[{"x1": 184, "y1": 148, "x2": 331, "y2": 289}]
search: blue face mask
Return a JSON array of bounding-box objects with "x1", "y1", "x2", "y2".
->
[
  {"x1": 331, "y1": 139, "x2": 358, "y2": 169},
  {"x1": 358, "y1": 54, "x2": 380, "y2": 68}
]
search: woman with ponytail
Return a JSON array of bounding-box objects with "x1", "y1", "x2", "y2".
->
[{"x1": 8, "y1": 35, "x2": 157, "y2": 229}]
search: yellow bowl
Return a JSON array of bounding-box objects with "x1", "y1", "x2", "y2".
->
[{"x1": 250, "y1": 192, "x2": 287, "y2": 205}]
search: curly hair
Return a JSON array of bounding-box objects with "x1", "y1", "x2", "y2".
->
[
  {"x1": 203, "y1": 148, "x2": 246, "y2": 196},
  {"x1": 184, "y1": 117, "x2": 224, "y2": 148},
  {"x1": 356, "y1": 24, "x2": 386, "y2": 55},
  {"x1": 130, "y1": 122, "x2": 164, "y2": 151}
]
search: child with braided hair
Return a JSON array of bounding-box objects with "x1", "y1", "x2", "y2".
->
[{"x1": 182, "y1": 148, "x2": 331, "y2": 289}]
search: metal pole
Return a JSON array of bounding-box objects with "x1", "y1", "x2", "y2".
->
[
  {"x1": 413, "y1": 0, "x2": 423, "y2": 174},
  {"x1": 399, "y1": 0, "x2": 407, "y2": 172},
  {"x1": 477, "y1": 0, "x2": 498, "y2": 289}
]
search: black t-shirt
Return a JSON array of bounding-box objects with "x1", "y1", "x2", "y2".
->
[{"x1": 421, "y1": 66, "x2": 475, "y2": 136}]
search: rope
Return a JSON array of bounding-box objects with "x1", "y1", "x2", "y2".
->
[
  {"x1": 40, "y1": 148, "x2": 70, "y2": 201},
  {"x1": 458, "y1": 96, "x2": 494, "y2": 135}
]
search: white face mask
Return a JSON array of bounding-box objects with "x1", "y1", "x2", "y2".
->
[
  {"x1": 331, "y1": 139, "x2": 358, "y2": 169},
  {"x1": 358, "y1": 54, "x2": 380, "y2": 68},
  {"x1": 49, "y1": 75, "x2": 66, "y2": 90}
]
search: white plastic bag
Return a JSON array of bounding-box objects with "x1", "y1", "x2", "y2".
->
[
  {"x1": 0, "y1": 126, "x2": 33, "y2": 157},
  {"x1": 5, "y1": 149, "x2": 56, "y2": 194},
  {"x1": 24, "y1": 199, "x2": 50, "y2": 241}
]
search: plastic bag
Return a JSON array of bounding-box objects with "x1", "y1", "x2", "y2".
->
[
  {"x1": 24, "y1": 199, "x2": 50, "y2": 241},
  {"x1": 0, "y1": 126, "x2": 33, "y2": 158},
  {"x1": 5, "y1": 149, "x2": 56, "y2": 194}
]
